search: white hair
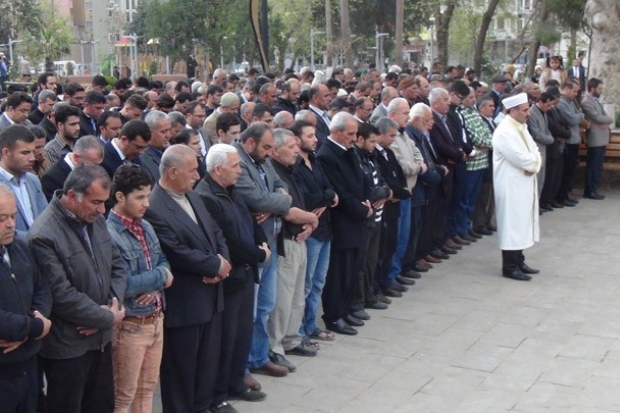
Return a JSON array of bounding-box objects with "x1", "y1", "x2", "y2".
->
[
  {"x1": 329, "y1": 111, "x2": 355, "y2": 133},
  {"x1": 387, "y1": 97, "x2": 409, "y2": 114},
  {"x1": 429, "y1": 88, "x2": 449, "y2": 105},
  {"x1": 160, "y1": 145, "x2": 195, "y2": 176},
  {"x1": 206, "y1": 143, "x2": 238, "y2": 173},
  {"x1": 409, "y1": 102, "x2": 431, "y2": 123},
  {"x1": 144, "y1": 110, "x2": 168, "y2": 129},
  {"x1": 191, "y1": 81, "x2": 202, "y2": 93}
]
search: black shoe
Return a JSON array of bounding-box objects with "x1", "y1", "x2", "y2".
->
[
  {"x1": 231, "y1": 388, "x2": 267, "y2": 402},
  {"x1": 396, "y1": 276, "x2": 415, "y2": 286},
  {"x1": 412, "y1": 264, "x2": 429, "y2": 273},
  {"x1": 376, "y1": 293, "x2": 392, "y2": 304},
  {"x1": 350, "y1": 309, "x2": 371, "y2": 320},
  {"x1": 561, "y1": 200, "x2": 576, "y2": 207},
  {"x1": 383, "y1": 288, "x2": 403, "y2": 298},
  {"x1": 488, "y1": 225, "x2": 497, "y2": 232},
  {"x1": 441, "y1": 246, "x2": 458, "y2": 255},
  {"x1": 365, "y1": 300, "x2": 389, "y2": 310},
  {"x1": 430, "y1": 249, "x2": 450, "y2": 260},
  {"x1": 550, "y1": 201, "x2": 565, "y2": 209},
  {"x1": 468, "y1": 229, "x2": 483, "y2": 239},
  {"x1": 584, "y1": 193, "x2": 605, "y2": 200},
  {"x1": 389, "y1": 280, "x2": 408, "y2": 292},
  {"x1": 402, "y1": 269, "x2": 422, "y2": 279},
  {"x1": 344, "y1": 314, "x2": 365, "y2": 327},
  {"x1": 476, "y1": 227, "x2": 493, "y2": 236},
  {"x1": 502, "y1": 270, "x2": 532, "y2": 281},
  {"x1": 210, "y1": 401, "x2": 239, "y2": 413},
  {"x1": 328, "y1": 318, "x2": 358, "y2": 335},
  {"x1": 269, "y1": 352, "x2": 297, "y2": 372},
  {"x1": 285, "y1": 343, "x2": 318, "y2": 357},
  {"x1": 461, "y1": 233, "x2": 478, "y2": 242},
  {"x1": 540, "y1": 204, "x2": 553, "y2": 212},
  {"x1": 452, "y1": 235, "x2": 471, "y2": 245},
  {"x1": 519, "y1": 263, "x2": 540, "y2": 274}
]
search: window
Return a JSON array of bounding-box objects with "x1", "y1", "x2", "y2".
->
[
  {"x1": 85, "y1": 2, "x2": 92, "y2": 10},
  {"x1": 86, "y1": 21, "x2": 93, "y2": 29},
  {"x1": 496, "y1": 18, "x2": 505, "y2": 30}
]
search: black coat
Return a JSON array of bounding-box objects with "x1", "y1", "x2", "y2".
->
[
  {"x1": 429, "y1": 111, "x2": 462, "y2": 173},
  {"x1": 315, "y1": 139, "x2": 370, "y2": 249},
  {"x1": 310, "y1": 108, "x2": 330, "y2": 148},
  {"x1": 144, "y1": 184, "x2": 228, "y2": 328},
  {"x1": 140, "y1": 146, "x2": 162, "y2": 184},
  {"x1": 79, "y1": 111, "x2": 97, "y2": 138},
  {"x1": 373, "y1": 146, "x2": 411, "y2": 201},
  {"x1": 101, "y1": 140, "x2": 141, "y2": 179},
  {"x1": 41, "y1": 156, "x2": 72, "y2": 201},
  {"x1": 194, "y1": 176, "x2": 266, "y2": 295}
]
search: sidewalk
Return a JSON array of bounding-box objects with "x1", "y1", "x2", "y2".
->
[{"x1": 155, "y1": 191, "x2": 620, "y2": 413}]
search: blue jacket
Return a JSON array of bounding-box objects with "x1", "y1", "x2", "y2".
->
[
  {"x1": 0, "y1": 170, "x2": 48, "y2": 237},
  {"x1": 107, "y1": 212, "x2": 170, "y2": 317}
]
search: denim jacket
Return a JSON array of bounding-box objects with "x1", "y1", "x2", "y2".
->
[{"x1": 107, "y1": 213, "x2": 170, "y2": 317}]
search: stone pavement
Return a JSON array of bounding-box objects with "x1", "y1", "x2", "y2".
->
[{"x1": 154, "y1": 190, "x2": 620, "y2": 413}]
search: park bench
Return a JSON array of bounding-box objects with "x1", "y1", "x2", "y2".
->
[{"x1": 578, "y1": 129, "x2": 620, "y2": 189}]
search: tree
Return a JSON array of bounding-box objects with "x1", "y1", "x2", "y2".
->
[
  {"x1": 435, "y1": 0, "x2": 458, "y2": 67},
  {"x1": 473, "y1": 0, "x2": 503, "y2": 75},
  {"x1": 339, "y1": 0, "x2": 352, "y2": 67},
  {"x1": 0, "y1": 0, "x2": 38, "y2": 44}
]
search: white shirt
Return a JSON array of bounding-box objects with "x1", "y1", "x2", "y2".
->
[
  {"x1": 0, "y1": 165, "x2": 34, "y2": 227},
  {"x1": 310, "y1": 104, "x2": 331, "y2": 127},
  {"x1": 63, "y1": 153, "x2": 77, "y2": 171},
  {"x1": 111, "y1": 138, "x2": 128, "y2": 162},
  {"x1": 327, "y1": 136, "x2": 347, "y2": 151}
]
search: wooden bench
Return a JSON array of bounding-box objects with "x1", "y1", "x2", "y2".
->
[{"x1": 578, "y1": 130, "x2": 620, "y2": 189}]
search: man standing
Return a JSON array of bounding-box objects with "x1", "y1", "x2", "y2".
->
[
  {"x1": 0, "y1": 125, "x2": 48, "y2": 236},
  {"x1": 492, "y1": 93, "x2": 541, "y2": 281},
  {"x1": 186, "y1": 53, "x2": 198, "y2": 79},
  {"x1": 370, "y1": 87, "x2": 397, "y2": 125},
  {"x1": 567, "y1": 59, "x2": 586, "y2": 92},
  {"x1": 96, "y1": 111, "x2": 123, "y2": 145},
  {"x1": 79, "y1": 91, "x2": 106, "y2": 138},
  {"x1": 308, "y1": 84, "x2": 332, "y2": 147},
  {"x1": 273, "y1": 79, "x2": 301, "y2": 116},
  {"x1": 141, "y1": 111, "x2": 171, "y2": 183},
  {"x1": 144, "y1": 145, "x2": 231, "y2": 413},
  {"x1": 0, "y1": 52, "x2": 8, "y2": 91},
  {"x1": 102, "y1": 120, "x2": 151, "y2": 178},
  {"x1": 28, "y1": 90, "x2": 57, "y2": 126},
  {"x1": 0, "y1": 184, "x2": 52, "y2": 413},
  {"x1": 581, "y1": 78, "x2": 614, "y2": 200},
  {"x1": 204, "y1": 93, "x2": 241, "y2": 147},
  {"x1": 27, "y1": 165, "x2": 126, "y2": 413},
  {"x1": 0, "y1": 93, "x2": 33, "y2": 130},
  {"x1": 43, "y1": 104, "x2": 81, "y2": 166},
  {"x1": 527, "y1": 92, "x2": 556, "y2": 202}
]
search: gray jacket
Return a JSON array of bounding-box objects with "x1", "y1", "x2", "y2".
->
[
  {"x1": 581, "y1": 93, "x2": 614, "y2": 148},
  {"x1": 27, "y1": 195, "x2": 126, "y2": 359},
  {"x1": 527, "y1": 104, "x2": 555, "y2": 155},
  {"x1": 556, "y1": 95, "x2": 585, "y2": 145},
  {"x1": 0, "y1": 169, "x2": 48, "y2": 237}
]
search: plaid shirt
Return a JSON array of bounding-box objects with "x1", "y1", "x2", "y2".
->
[
  {"x1": 43, "y1": 134, "x2": 72, "y2": 166},
  {"x1": 460, "y1": 107, "x2": 493, "y2": 171},
  {"x1": 112, "y1": 210, "x2": 152, "y2": 270}
]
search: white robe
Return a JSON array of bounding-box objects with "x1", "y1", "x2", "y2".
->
[{"x1": 493, "y1": 115, "x2": 541, "y2": 250}]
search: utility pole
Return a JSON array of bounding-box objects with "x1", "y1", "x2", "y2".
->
[{"x1": 395, "y1": 0, "x2": 404, "y2": 66}]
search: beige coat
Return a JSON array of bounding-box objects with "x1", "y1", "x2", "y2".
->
[{"x1": 390, "y1": 131, "x2": 424, "y2": 190}]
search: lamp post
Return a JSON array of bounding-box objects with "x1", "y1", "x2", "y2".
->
[
  {"x1": 7, "y1": 38, "x2": 21, "y2": 67},
  {"x1": 375, "y1": 32, "x2": 388, "y2": 70},
  {"x1": 310, "y1": 29, "x2": 325, "y2": 71}
]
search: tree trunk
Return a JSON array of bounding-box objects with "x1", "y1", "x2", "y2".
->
[
  {"x1": 394, "y1": 0, "x2": 404, "y2": 67},
  {"x1": 435, "y1": 1, "x2": 457, "y2": 68},
  {"x1": 473, "y1": 0, "x2": 502, "y2": 77},
  {"x1": 567, "y1": 27, "x2": 577, "y2": 61},
  {"x1": 526, "y1": 0, "x2": 549, "y2": 78},
  {"x1": 339, "y1": 0, "x2": 352, "y2": 67},
  {"x1": 585, "y1": 0, "x2": 620, "y2": 107},
  {"x1": 325, "y1": 0, "x2": 333, "y2": 67}
]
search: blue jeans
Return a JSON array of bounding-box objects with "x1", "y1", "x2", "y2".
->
[
  {"x1": 386, "y1": 198, "x2": 411, "y2": 286},
  {"x1": 453, "y1": 169, "x2": 484, "y2": 236},
  {"x1": 300, "y1": 237, "x2": 330, "y2": 336},
  {"x1": 584, "y1": 145, "x2": 606, "y2": 196},
  {"x1": 248, "y1": 239, "x2": 278, "y2": 369}
]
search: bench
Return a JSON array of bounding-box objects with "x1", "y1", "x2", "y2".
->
[{"x1": 578, "y1": 130, "x2": 620, "y2": 189}]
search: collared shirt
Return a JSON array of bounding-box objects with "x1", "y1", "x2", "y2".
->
[
  {"x1": 327, "y1": 136, "x2": 347, "y2": 151},
  {"x1": 2, "y1": 113, "x2": 14, "y2": 126},
  {"x1": 44, "y1": 134, "x2": 72, "y2": 165},
  {"x1": 460, "y1": 107, "x2": 492, "y2": 171},
  {"x1": 310, "y1": 104, "x2": 331, "y2": 127},
  {"x1": 111, "y1": 138, "x2": 130, "y2": 164},
  {"x1": 111, "y1": 210, "x2": 152, "y2": 270},
  {"x1": 0, "y1": 165, "x2": 34, "y2": 227},
  {"x1": 64, "y1": 153, "x2": 77, "y2": 171}
]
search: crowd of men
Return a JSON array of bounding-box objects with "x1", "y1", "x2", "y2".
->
[{"x1": 0, "y1": 59, "x2": 613, "y2": 413}]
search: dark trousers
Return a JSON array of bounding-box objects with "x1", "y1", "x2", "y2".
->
[
  {"x1": 541, "y1": 154, "x2": 564, "y2": 206},
  {"x1": 352, "y1": 225, "x2": 381, "y2": 311},
  {"x1": 448, "y1": 161, "x2": 467, "y2": 237},
  {"x1": 0, "y1": 357, "x2": 38, "y2": 413},
  {"x1": 377, "y1": 203, "x2": 399, "y2": 291},
  {"x1": 214, "y1": 285, "x2": 254, "y2": 404},
  {"x1": 453, "y1": 169, "x2": 485, "y2": 236},
  {"x1": 322, "y1": 247, "x2": 360, "y2": 324},
  {"x1": 160, "y1": 314, "x2": 223, "y2": 413},
  {"x1": 44, "y1": 344, "x2": 114, "y2": 413},
  {"x1": 473, "y1": 159, "x2": 494, "y2": 229},
  {"x1": 584, "y1": 145, "x2": 606, "y2": 196},
  {"x1": 557, "y1": 143, "x2": 579, "y2": 201},
  {"x1": 417, "y1": 186, "x2": 440, "y2": 259},
  {"x1": 502, "y1": 250, "x2": 525, "y2": 273},
  {"x1": 433, "y1": 187, "x2": 450, "y2": 250},
  {"x1": 402, "y1": 205, "x2": 422, "y2": 271}
]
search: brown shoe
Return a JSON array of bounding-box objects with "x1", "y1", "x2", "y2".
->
[
  {"x1": 243, "y1": 373, "x2": 262, "y2": 391},
  {"x1": 452, "y1": 235, "x2": 471, "y2": 246},
  {"x1": 249, "y1": 361, "x2": 288, "y2": 377},
  {"x1": 425, "y1": 254, "x2": 442, "y2": 264},
  {"x1": 444, "y1": 238, "x2": 463, "y2": 250},
  {"x1": 415, "y1": 259, "x2": 433, "y2": 270}
]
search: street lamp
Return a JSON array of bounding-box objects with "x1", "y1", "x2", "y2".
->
[
  {"x1": 375, "y1": 32, "x2": 388, "y2": 70},
  {"x1": 310, "y1": 29, "x2": 325, "y2": 71}
]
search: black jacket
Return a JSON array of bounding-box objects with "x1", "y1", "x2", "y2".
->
[
  {"x1": 41, "y1": 157, "x2": 72, "y2": 201},
  {"x1": 373, "y1": 146, "x2": 411, "y2": 201},
  {"x1": 79, "y1": 111, "x2": 97, "y2": 138},
  {"x1": 273, "y1": 98, "x2": 297, "y2": 116},
  {"x1": 38, "y1": 116, "x2": 57, "y2": 143},
  {"x1": 406, "y1": 125, "x2": 444, "y2": 205},
  {"x1": 195, "y1": 175, "x2": 266, "y2": 295},
  {"x1": 102, "y1": 140, "x2": 141, "y2": 179},
  {"x1": 310, "y1": 107, "x2": 330, "y2": 148},
  {"x1": 0, "y1": 238, "x2": 51, "y2": 367},
  {"x1": 269, "y1": 158, "x2": 306, "y2": 242},
  {"x1": 140, "y1": 146, "x2": 163, "y2": 184}
]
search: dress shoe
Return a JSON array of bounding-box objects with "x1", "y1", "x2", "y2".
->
[
  {"x1": 461, "y1": 233, "x2": 478, "y2": 242},
  {"x1": 476, "y1": 227, "x2": 493, "y2": 236},
  {"x1": 519, "y1": 263, "x2": 540, "y2": 274},
  {"x1": 430, "y1": 250, "x2": 449, "y2": 260},
  {"x1": 452, "y1": 235, "x2": 471, "y2": 245},
  {"x1": 402, "y1": 268, "x2": 422, "y2": 279},
  {"x1": 285, "y1": 343, "x2": 318, "y2": 357},
  {"x1": 441, "y1": 246, "x2": 458, "y2": 255},
  {"x1": 396, "y1": 276, "x2": 415, "y2": 286},
  {"x1": 231, "y1": 388, "x2": 267, "y2": 402},
  {"x1": 350, "y1": 309, "x2": 371, "y2": 320},
  {"x1": 250, "y1": 361, "x2": 288, "y2": 377},
  {"x1": 365, "y1": 300, "x2": 389, "y2": 310},
  {"x1": 243, "y1": 373, "x2": 262, "y2": 391},
  {"x1": 383, "y1": 288, "x2": 403, "y2": 298},
  {"x1": 389, "y1": 280, "x2": 408, "y2": 292},
  {"x1": 424, "y1": 254, "x2": 442, "y2": 264},
  {"x1": 444, "y1": 238, "x2": 463, "y2": 250},
  {"x1": 269, "y1": 352, "x2": 296, "y2": 372},
  {"x1": 487, "y1": 225, "x2": 497, "y2": 232},
  {"x1": 344, "y1": 314, "x2": 365, "y2": 327},
  {"x1": 210, "y1": 401, "x2": 239, "y2": 413},
  {"x1": 328, "y1": 318, "x2": 358, "y2": 335},
  {"x1": 584, "y1": 193, "x2": 605, "y2": 200},
  {"x1": 561, "y1": 199, "x2": 576, "y2": 207},
  {"x1": 376, "y1": 293, "x2": 392, "y2": 304},
  {"x1": 415, "y1": 259, "x2": 433, "y2": 270},
  {"x1": 468, "y1": 229, "x2": 483, "y2": 239},
  {"x1": 550, "y1": 201, "x2": 564, "y2": 209},
  {"x1": 502, "y1": 270, "x2": 532, "y2": 281},
  {"x1": 540, "y1": 204, "x2": 553, "y2": 212}
]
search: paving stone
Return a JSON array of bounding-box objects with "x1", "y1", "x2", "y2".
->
[{"x1": 558, "y1": 334, "x2": 616, "y2": 362}]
